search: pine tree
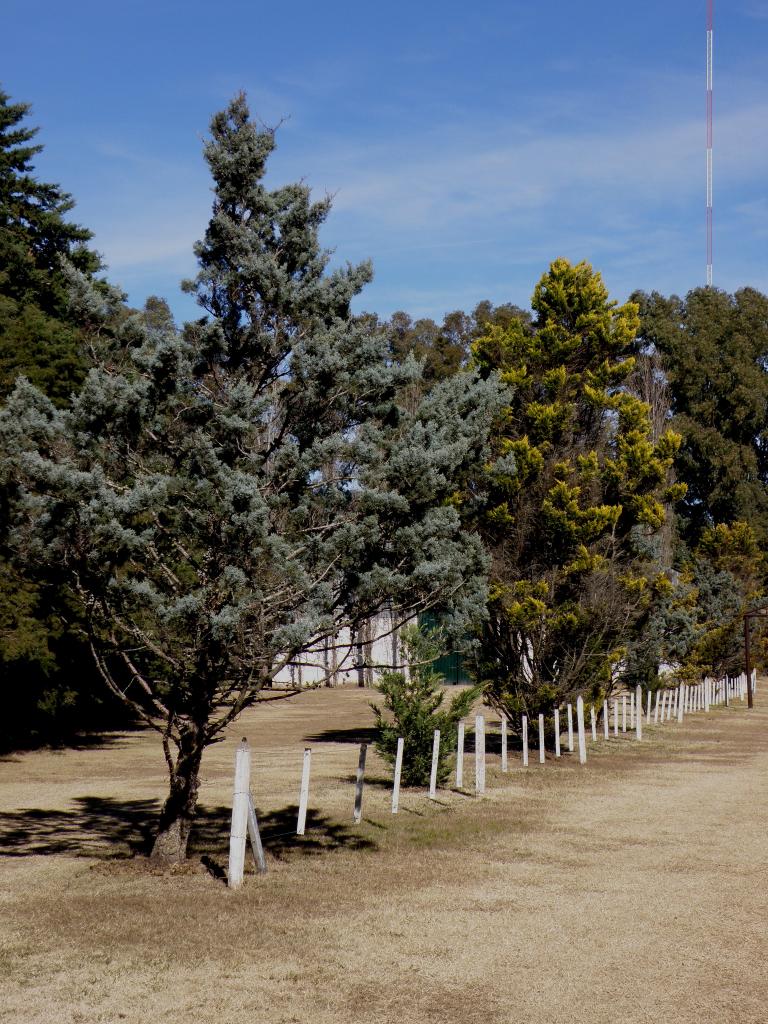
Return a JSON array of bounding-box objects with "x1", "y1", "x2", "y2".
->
[
  {"x1": 0, "y1": 88, "x2": 102, "y2": 403},
  {"x1": 633, "y1": 286, "x2": 768, "y2": 546},
  {"x1": 466, "y1": 259, "x2": 682, "y2": 729},
  {"x1": 1, "y1": 95, "x2": 501, "y2": 862}
]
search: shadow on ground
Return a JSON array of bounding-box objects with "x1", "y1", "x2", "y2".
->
[{"x1": 0, "y1": 798, "x2": 375, "y2": 860}]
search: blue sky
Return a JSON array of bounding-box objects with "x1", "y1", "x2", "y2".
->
[{"x1": 3, "y1": 0, "x2": 767, "y2": 323}]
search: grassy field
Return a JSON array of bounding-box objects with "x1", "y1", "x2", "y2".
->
[{"x1": 1, "y1": 684, "x2": 767, "y2": 1023}]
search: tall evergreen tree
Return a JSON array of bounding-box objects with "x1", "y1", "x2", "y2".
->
[
  {"x1": 633, "y1": 286, "x2": 768, "y2": 546},
  {"x1": 1, "y1": 95, "x2": 501, "y2": 862},
  {"x1": 0, "y1": 88, "x2": 102, "y2": 403},
  {"x1": 466, "y1": 259, "x2": 682, "y2": 728}
]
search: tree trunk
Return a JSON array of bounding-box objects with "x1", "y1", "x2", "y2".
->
[{"x1": 150, "y1": 731, "x2": 204, "y2": 864}]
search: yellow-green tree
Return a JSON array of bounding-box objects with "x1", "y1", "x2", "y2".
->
[{"x1": 466, "y1": 259, "x2": 682, "y2": 726}]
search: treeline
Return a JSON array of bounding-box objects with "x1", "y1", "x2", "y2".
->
[{"x1": 1, "y1": 88, "x2": 767, "y2": 857}]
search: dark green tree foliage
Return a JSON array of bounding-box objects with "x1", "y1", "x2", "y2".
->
[
  {"x1": 372, "y1": 626, "x2": 478, "y2": 786},
  {"x1": 0, "y1": 89, "x2": 101, "y2": 403},
  {"x1": 0, "y1": 90, "x2": 120, "y2": 748},
  {"x1": 633, "y1": 287, "x2": 768, "y2": 546},
  {"x1": 1, "y1": 96, "x2": 500, "y2": 861},
  {"x1": 384, "y1": 302, "x2": 532, "y2": 386}
]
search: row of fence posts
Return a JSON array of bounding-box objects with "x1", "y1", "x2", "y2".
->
[{"x1": 227, "y1": 669, "x2": 756, "y2": 887}]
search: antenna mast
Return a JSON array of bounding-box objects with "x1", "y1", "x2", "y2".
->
[{"x1": 706, "y1": 0, "x2": 713, "y2": 286}]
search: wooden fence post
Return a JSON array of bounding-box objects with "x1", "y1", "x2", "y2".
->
[
  {"x1": 677, "y1": 684, "x2": 684, "y2": 723},
  {"x1": 353, "y1": 743, "x2": 368, "y2": 824},
  {"x1": 246, "y1": 792, "x2": 267, "y2": 874},
  {"x1": 228, "y1": 738, "x2": 251, "y2": 889},
  {"x1": 475, "y1": 715, "x2": 486, "y2": 795},
  {"x1": 603, "y1": 700, "x2": 609, "y2": 740},
  {"x1": 630, "y1": 692, "x2": 635, "y2": 730},
  {"x1": 554, "y1": 708, "x2": 561, "y2": 757},
  {"x1": 297, "y1": 747, "x2": 312, "y2": 836},
  {"x1": 456, "y1": 721, "x2": 465, "y2": 788},
  {"x1": 429, "y1": 729, "x2": 440, "y2": 799},
  {"x1": 635, "y1": 685, "x2": 642, "y2": 741},
  {"x1": 654, "y1": 691, "x2": 660, "y2": 723},
  {"x1": 613, "y1": 698, "x2": 619, "y2": 737},
  {"x1": 567, "y1": 704, "x2": 574, "y2": 752},
  {"x1": 646, "y1": 690, "x2": 652, "y2": 723},
  {"x1": 501, "y1": 717, "x2": 508, "y2": 773},
  {"x1": 622, "y1": 694, "x2": 627, "y2": 732},
  {"x1": 392, "y1": 737, "x2": 404, "y2": 813},
  {"x1": 538, "y1": 713, "x2": 545, "y2": 763},
  {"x1": 576, "y1": 696, "x2": 587, "y2": 764},
  {"x1": 590, "y1": 705, "x2": 597, "y2": 742},
  {"x1": 522, "y1": 714, "x2": 529, "y2": 767}
]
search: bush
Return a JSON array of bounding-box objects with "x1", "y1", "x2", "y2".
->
[{"x1": 371, "y1": 626, "x2": 480, "y2": 786}]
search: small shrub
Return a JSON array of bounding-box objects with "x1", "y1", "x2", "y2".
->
[{"x1": 371, "y1": 625, "x2": 480, "y2": 786}]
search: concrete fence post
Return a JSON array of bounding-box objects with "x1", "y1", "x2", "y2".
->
[{"x1": 228, "y1": 738, "x2": 251, "y2": 889}]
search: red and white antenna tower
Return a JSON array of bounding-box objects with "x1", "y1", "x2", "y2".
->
[{"x1": 706, "y1": 0, "x2": 713, "y2": 286}]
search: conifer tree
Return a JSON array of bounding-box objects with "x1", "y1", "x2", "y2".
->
[
  {"x1": 633, "y1": 286, "x2": 768, "y2": 547},
  {"x1": 0, "y1": 88, "x2": 101, "y2": 403},
  {"x1": 1, "y1": 95, "x2": 501, "y2": 862},
  {"x1": 466, "y1": 259, "x2": 682, "y2": 728}
]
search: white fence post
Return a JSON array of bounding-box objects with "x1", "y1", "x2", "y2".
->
[
  {"x1": 613, "y1": 698, "x2": 619, "y2": 737},
  {"x1": 429, "y1": 729, "x2": 440, "y2": 799},
  {"x1": 522, "y1": 714, "x2": 529, "y2": 767},
  {"x1": 603, "y1": 700, "x2": 609, "y2": 739},
  {"x1": 353, "y1": 742, "x2": 367, "y2": 824},
  {"x1": 475, "y1": 715, "x2": 486, "y2": 795},
  {"x1": 576, "y1": 696, "x2": 587, "y2": 764},
  {"x1": 392, "y1": 737, "x2": 404, "y2": 813},
  {"x1": 567, "y1": 704, "x2": 574, "y2": 752},
  {"x1": 228, "y1": 738, "x2": 251, "y2": 889},
  {"x1": 635, "y1": 685, "x2": 642, "y2": 741},
  {"x1": 456, "y1": 721, "x2": 465, "y2": 788},
  {"x1": 501, "y1": 717, "x2": 508, "y2": 773},
  {"x1": 654, "y1": 690, "x2": 660, "y2": 723},
  {"x1": 538, "y1": 713, "x2": 546, "y2": 763},
  {"x1": 622, "y1": 694, "x2": 627, "y2": 732},
  {"x1": 554, "y1": 708, "x2": 561, "y2": 757},
  {"x1": 677, "y1": 684, "x2": 685, "y2": 723},
  {"x1": 590, "y1": 705, "x2": 597, "y2": 742},
  {"x1": 646, "y1": 690, "x2": 652, "y2": 723},
  {"x1": 297, "y1": 747, "x2": 312, "y2": 836},
  {"x1": 246, "y1": 792, "x2": 267, "y2": 874}
]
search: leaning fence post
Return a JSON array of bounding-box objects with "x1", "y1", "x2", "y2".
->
[
  {"x1": 353, "y1": 742, "x2": 367, "y2": 824},
  {"x1": 228, "y1": 738, "x2": 251, "y2": 889},
  {"x1": 538, "y1": 714, "x2": 546, "y2": 763},
  {"x1": 429, "y1": 729, "x2": 440, "y2": 799},
  {"x1": 246, "y1": 792, "x2": 267, "y2": 874},
  {"x1": 475, "y1": 715, "x2": 486, "y2": 795},
  {"x1": 554, "y1": 708, "x2": 561, "y2": 757},
  {"x1": 567, "y1": 704, "x2": 574, "y2": 752},
  {"x1": 635, "y1": 685, "x2": 643, "y2": 741},
  {"x1": 392, "y1": 737, "x2": 404, "y2": 813},
  {"x1": 576, "y1": 696, "x2": 587, "y2": 764},
  {"x1": 501, "y1": 717, "x2": 508, "y2": 773},
  {"x1": 297, "y1": 747, "x2": 312, "y2": 836},
  {"x1": 456, "y1": 721, "x2": 465, "y2": 788}
]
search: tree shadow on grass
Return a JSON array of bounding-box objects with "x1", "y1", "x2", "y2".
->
[
  {"x1": 0, "y1": 798, "x2": 375, "y2": 861},
  {"x1": 303, "y1": 726, "x2": 379, "y2": 745}
]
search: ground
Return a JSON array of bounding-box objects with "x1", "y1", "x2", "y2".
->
[{"x1": 1, "y1": 685, "x2": 766, "y2": 1023}]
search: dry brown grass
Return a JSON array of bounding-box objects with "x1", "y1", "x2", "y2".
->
[{"x1": 1, "y1": 685, "x2": 767, "y2": 1023}]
